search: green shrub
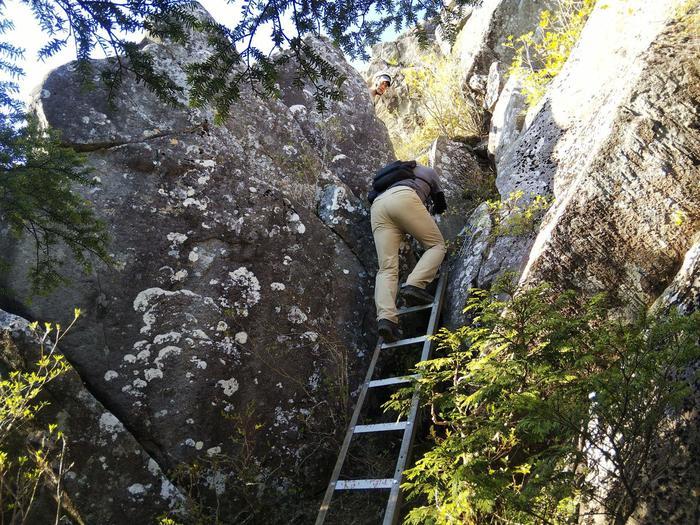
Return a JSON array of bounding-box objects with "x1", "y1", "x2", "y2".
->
[
  {"x1": 0, "y1": 310, "x2": 80, "y2": 523},
  {"x1": 391, "y1": 54, "x2": 482, "y2": 161},
  {"x1": 385, "y1": 278, "x2": 700, "y2": 524},
  {"x1": 506, "y1": 0, "x2": 597, "y2": 107},
  {"x1": 487, "y1": 190, "x2": 553, "y2": 239}
]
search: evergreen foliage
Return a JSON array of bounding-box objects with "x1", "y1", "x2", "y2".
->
[
  {"x1": 0, "y1": 116, "x2": 111, "y2": 294},
  {"x1": 385, "y1": 277, "x2": 700, "y2": 524},
  {"x1": 6, "y1": 0, "x2": 483, "y2": 118}
]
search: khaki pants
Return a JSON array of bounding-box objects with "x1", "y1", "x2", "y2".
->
[{"x1": 371, "y1": 186, "x2": 446, "y2": 323}]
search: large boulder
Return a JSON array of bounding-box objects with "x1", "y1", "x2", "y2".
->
[
  {"x1": 0, "y1": 5, "x2": 394, "y2": 522},
  {"x1": 428, "y1": 137, "x2": 493, "y2": 241},
  {"x1": 443, "y1": 202, "x2": 492, "y2": 329},
  {"x1": 518, "y1": 0, "x2": 700, "y2": 312},
  {"x1": 448, "y1": 0, "x2": 698, "y2": 319}
]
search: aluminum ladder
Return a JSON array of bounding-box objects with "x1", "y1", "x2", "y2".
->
[{"x1": 315, "y1": 269, "x2": 447, "y2": 524}]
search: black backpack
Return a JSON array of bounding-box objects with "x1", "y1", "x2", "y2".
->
[{"x1": 368, "y1": 160, "x2": 417, "y2": 203}]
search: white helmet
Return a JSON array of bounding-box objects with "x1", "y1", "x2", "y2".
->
[{"x1": 374, "y1": 72, "x2": 392, "y2": 86}]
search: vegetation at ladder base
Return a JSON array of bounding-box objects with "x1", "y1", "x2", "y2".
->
[
  {"x1": 0, "y1": 1, "x2": 482, "y2": 294},
  {"x1": 506, "y1": 0, "x2": 597, "y2": 107},
  {"x1": 487, "y1": 191, "x2": 553, "y2": 240},
  {"x1": 395, "y1": 54, "x2": 482, "y2": 161},
  {"x1": 383, "y1": 276, "x2": 700, "y2": 524},
  {"x1": 0, "y1": 309, "x2": 82, "y2": 523}
]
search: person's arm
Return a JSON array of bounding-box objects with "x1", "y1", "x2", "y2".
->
[{"x1": 418, "y1": 166, "x2": 447, "y2": 215}]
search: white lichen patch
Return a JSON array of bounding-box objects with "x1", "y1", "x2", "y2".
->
[
  {"x1": 182, "y1": 197, "x2": 207, "y2": 210},
  {"x1": 234, "y1": 331, "x2": 248, "y2": 344},
  {"x1": 288, "y1": 306, "x2": 308, "y2": 324},
  {"x1": 99, "y1": 412, "x2": 125, "y2": 436},
  {"x1": 123, "y1": 353, "x2": 137, "y2": 364},
  {"x1": 207, "y1": 446, "x2": 222, "y2": 456},
  {"x1": 153, "y1": 332, "x2": 181, "y2": 345},
  {"x1": 148, "y1": 458, "x2": 160, "y2": 476},
  {"x1": 192, "y1": 329, "x2": 210, "y2": 340},
  {"x1": 308, "y1": 372, "x2": 320, "y2": 390},
  {"x1": 188, "y1": 249, "x2": 200, "y2": 262},
  {"x1": 301, "y1": 331, "x2": 319, "y2": 342},
  {"x1": 270, "y1": 282, "x2": 286, "y2": 291},
  {"x1": 332, "y1": 154, "x2": 348, "y2": 163},
  {"x1": 216, "y1": 321, "x2": 228, "y2": 332},
  {"x1": 166, "y1": 232, "x2": 188, "y2": 258},
  {"x1": 104, "y1": 370, "x2": 119, "y2": 381},
  {"x1": 217, "y1": 377, "x2": 239, "y2": 396},
  {"x1": 220, "y1": 267, "x2": 261, "y2": 317},
  {"x1": 287, "y1": 211, "x2": 306, "y2": 233},
  {"x1": 195, "y1": 159, "x2": 216, "y2": 168},
  {"x1": 127, "y1": 483, "x2": 148, "y2": 496},
  {"x1": 145, "y1": 368, "x2": 163, "y2": 381},
  {"x1": 132, "y1": 288, "x2": 203, "y2": 336},
  {"x1": 190, "y1": 357, "x2": 207, "y2": 369},
  {"x1": 172, "y1": 269, "x2": 188, "y2": 282},
  {"x1": 155, "y1": 346, "x2": 181, "y2": 366},
  {"x1": 206, "y1": 470, "x2": 227, "y2": 496}
]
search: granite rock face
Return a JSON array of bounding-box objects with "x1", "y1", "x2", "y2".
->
[
  {"x1": 443, "y1": 202, "x2": 492, "y2": 329},
  {"x1": 453, "y1": 0, "x2": 557, "y2": 82},
  {"x1": 428, "y1": 137, "x2": 493, "y2": 241},
  {"x1": 518, "y1": 1, "x2": 700, "y2": 312},
  {"x1": 0, "y1": 6, "x2": 393, "y2": 522},
  {"x1": 456, "y1": 0, "x2": 697, "y2": 296}
]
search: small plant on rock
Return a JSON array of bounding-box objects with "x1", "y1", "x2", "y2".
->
[
  {"x1": 487, "y1": 190, "x2": 553, "y2": 239},
  {"x1": 0, "y1": 309, "x2": 81, "y2": 524}
]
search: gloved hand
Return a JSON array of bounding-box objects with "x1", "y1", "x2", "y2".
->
[{"x1": 432, "y1": 191, "x2": 447, "y2": 214}]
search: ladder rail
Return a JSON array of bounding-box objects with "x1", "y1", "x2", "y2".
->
[
  {"x1": 383, "y1": 269, "x2": 448, "y2": 525},
  {"x1": 316, "y1": 264, "x2": 448, "y2": 525},
  {"x1": 315, "y1": 338, "x2": 383, "y2": 524}
]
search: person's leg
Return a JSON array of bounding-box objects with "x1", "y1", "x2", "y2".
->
[
  {"x1": 371, "y1": 199, "x2": 403, "y2": 323},
  {"x1": 387, "y1": 190, "x2": 446, "y2": 289}
]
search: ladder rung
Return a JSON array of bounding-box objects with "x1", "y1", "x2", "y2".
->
[
  {"x1": 368, "y1": 375, "x2": 418, "y2": 388},
  {"x1": 381, "y1": 335, "x2": 427, "y2": 349},
  {"x1": 354, "y1": 421, "x2": 408, "y2": 433},
  {"x1": 335, "y1": 479, "x2": 395, "y2": 490},
  {"x1": 398, "y1": 303, "x2": 433, "y2": 315}
]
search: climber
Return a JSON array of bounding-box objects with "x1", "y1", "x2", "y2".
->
[
  {"x1": 371, "y1": 161, "x2": 447, "y2": 343},
  {"x1": 370, "y1": 72, "x2": 392, "y2": 98}
]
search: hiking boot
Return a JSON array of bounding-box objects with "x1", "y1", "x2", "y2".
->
[
  {"x1": 377, "y1": 318, "x2": 401, "y2": 343},
  {"x1": 401, "y1": 285, "x2": 434, "y2": 306}
]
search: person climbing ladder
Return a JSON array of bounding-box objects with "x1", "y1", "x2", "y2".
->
[{"x1": 370, "y1": 160, "x2": 447, "y2": 342}]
